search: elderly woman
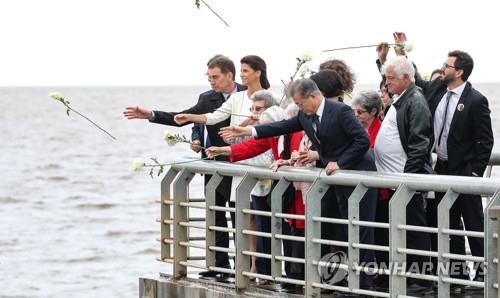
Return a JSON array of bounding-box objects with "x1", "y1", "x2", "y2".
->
[{"x1": 352, "y1": 90, "x2": 383, "y2": 148}]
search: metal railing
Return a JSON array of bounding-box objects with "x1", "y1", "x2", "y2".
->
[{"x1": 156, "y1": 152, "x2": 500, "y2": 298}]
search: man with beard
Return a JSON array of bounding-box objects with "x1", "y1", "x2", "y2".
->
[{"x1": 416, "y1": 50, "x2": 493, "y2": 291}]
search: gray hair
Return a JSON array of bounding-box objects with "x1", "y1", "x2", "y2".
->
[
  {"x1": 251, "y1": 90, "x2": 277, "y2": 108},
  {"x1": 381, "y1": 56, "x2": 415, "y2": 83},
  {"x1": 287, "y1": 78, "x2": 321, "y2": 99},
  {"x1": 352, "y1": 90, "x2": 382, "y2": 115}
]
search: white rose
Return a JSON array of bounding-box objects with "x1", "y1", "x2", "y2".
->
[
  {"x1": 132, "y1": 158, "x2": 145, "y2": 171},
  {"x1": 301, "y1": 52, "x2": 313, "y2": 62},
  {"x1": 404, "y1": 42, "x2": 414, "y2": 52},
  {"x1": 421, "y1": 71, "x2": 430, "y2": 81},
  {"x1": 299, "y1": 64, "x2": 310, "y2": 77},
  {"x1": 164, "y1": 131, "x2": 177, "y2": 146},
  {"x1": 49, "y1": 91, "x2": 64, "y2": 101}
]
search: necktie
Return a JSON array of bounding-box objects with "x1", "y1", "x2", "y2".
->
[
  {"x1": 438, "y1": 91, "x2": 454, "y2": 146},
  {"x1": 312, "y1": 114, "x2": 321, "y2": 143}
]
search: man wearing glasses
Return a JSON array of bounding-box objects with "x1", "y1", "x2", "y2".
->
[{"x1": 416, "y1": 50, "x2": 493, "y2": 291}]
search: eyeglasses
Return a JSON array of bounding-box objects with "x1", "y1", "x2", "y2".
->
[
  {"x1": 442, "y1": 63, "x2": 457, "y2": 69},
  {"x1": 250, "y1": 106, "x2": 266, "y2": 112},
  {"x1": 354, "y1": 109, "x2": 368, "y2": 115}
]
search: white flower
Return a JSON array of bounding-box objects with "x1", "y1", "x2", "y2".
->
[
  {"x1": 164, "y1": 131, "x2": 177, "y2": 146},
  {"x1": 421, "y1": 71, "x2": 430, "y2": 80},
  {"x1": 299, "y1": 64, "x2": 310, "y2": 77},
  {"x1": 301, "y1": 51, "x2": 313, "y2": 62},
  {"x1": 49, "y1": 91, "x2": 64, "y2": 101},
  {"x1": 132, "y1": 158, "x2": 145, "y2": 171},
  {"x1": 404, "y1": 42, "x2": 414, "y2": 52}
]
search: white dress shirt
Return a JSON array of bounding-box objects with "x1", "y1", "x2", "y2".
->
[{"x1": 433, "y1": 82, "x2": 466, "y2": 161}]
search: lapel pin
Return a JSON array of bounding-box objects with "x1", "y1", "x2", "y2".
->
[{"x1": 457, "y1": 103, "x2": 465, "y2": 112}]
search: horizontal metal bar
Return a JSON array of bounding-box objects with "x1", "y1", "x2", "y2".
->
[
  {"x1": 208, "y1": 205, "x2": 235, "y2": 213},
  {"x1": 313, "y1": 260, "x2": 349, "y2": 271},
  {"x1": 208, "y1": 266, "x2": 235, "y2": 275},
  {"x1": 187, "y1": 256, "x2": 205, "y2": 260},
  {"x1": 275, "y1": 255, "x2": 305, "y2": 264},
  {"x1": 242, "y1": 208, "x2": 272, "y2": 217},
  {"x1": 208, "y1": 225, "x2": 236, "y2": 233},
  {"x1": 397, "y1": 248, "x2": 439, "y2": 258},
  {"x1": 397, "y1": 224, "x2": 438, "y2": 233},
  {"x1": 179, "y1": 241, "x2": 205, "y2": 249},
  {"x1": 161, "y1": 238, "x2": 173, "y2": 244},
  {"x1": 274, "y1": 276, "x2": 305, "y2": 286},
  {"x1": 442, "y1": 253, "x2": 484, "y2": 262},
  {"x1": 156, "y1": 257, "x2": 174, "y2": 264},
  {"x1": 178, "y1": 222, "x2": 206, "y2": 229},
  {"x1": 441, "y1": 277, "x2": 484, "y2": 287},
  {"x1": 242, "y1": 229, "x2": 272, "y2": 238},
  {"x1": 352, "y1": 243, "x2": 390, "y2": 252},
  {"x1": 179, "y1": 261, "x2": 206, "y2": 270},
  {"x1": 312, "y1": 216, "x2": 349, "y2": 224},
  {"x1": 242, "y1": 250, "x2": 272, "y2": 259},
  {"x1": 275, "y1": 233, "x2": 305, "y2": 242},
  {"x1": 188, "y1": 198, "x2": 206, "y2": 203},
  {"x1": 312, "y1": 238, "x2": 349, "y2": 247},
  {"x1": 179, "y1": 202, "x2": 206, "y2": 209},
  {"x1": 352, "y1": 220, "x2": 389, "y2": 229},
  {"x1": 162, "y1": 199, "x2": 173, "y2": 205},
  {"x1": 396, "y1": 271, "x2": 439, "y2": 282},
  {"x1": 441, "y1": 228, "x2": 484, "y2": 238},
  {"x1": 494, "y1": 258, "x2": 498, "y2": 264},
  {"x1": 275, "y1": 212, "x2": 305, "y2": 220},
  {"x1": 242, "y1": 271, "x2": 274, "y2": 281},
  {"x1": 208, "y1": 246, "x2": 235, "y2": 254}
]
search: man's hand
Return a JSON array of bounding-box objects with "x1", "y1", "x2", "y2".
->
[
  {"x1": 376, "y1": 42, "x2": 389, "y2": 65},
  {"x1": 296, "y1": 149, "x2": 319, "y2": 165},
  {"x1": 123, "y1": 106, "x2": 151, "y2": 119},
  {"x1": 191, "y1": 140, "x2": 202, "y2": 153},
  {"x1": 239, "y1": 115, "x2": 259, "y2": 127},
  {"x1": 174, "y1": 114, "x2": 190, "y2": 125},
  {"x1": 325, "y1": 161, "x2": 340, "y2": 175},
  {"x1": 393, "y1": 32, "x2": 407, "y2": 56},
  {"x1": 219, "y1": 125, "x2": 252, "y2": 140}
]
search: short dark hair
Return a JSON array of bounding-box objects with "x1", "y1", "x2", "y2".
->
[
  {"x1": 240, "y1": 55, "x2": 270, "y2": 89},
  {"x1": 430, "y1": 69, "x2": 444, "y2": 80},
  {"x1": 207, "y1": 56, "x2": 236, "y2": 81},
  {"x1": 287, "y1": 78, "x2": 321, "y2": 99},
  {"x1": 319, "y1": 59, "x2": 355, "y2": 92},
  {"x1": 448, "y1": 50, "x2": 474, "y2": 81},
  {"x1": 310, "y1": 70, "x2": 344, "y2": 98}
]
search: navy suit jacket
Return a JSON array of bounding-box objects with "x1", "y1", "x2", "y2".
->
[{"x1": 255, "y1": 100, "x2": 373, "y2": 170}]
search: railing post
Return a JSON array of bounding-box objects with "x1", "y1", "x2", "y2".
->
[
  {"x1": 235, "y1": 174, "x2": 257, "y2": 291},
  {"x1": 347, "y1": 183, "x2": 369, "y2": 289},
  {"x1": 389, "y1": 184, "x2": 415, "y2": 297},
  {"x1": 205, "y1": 173, "x2": 224, "y2": 271},
  {"x1": 172, "y1": 169, "x2": 195, "y2": 278},
  {"x1": 305, "y1": 179, "x2": 328, "y2": 298},
  {"x1": 270, "y1": 177, "x2": 290, "y2": 279},
  {"x1": 485, "y1": 190, "x2": 500, "y2": 298},
  {"x1": 160, "y1": 168, "x2": 179, "y2": 262},
  {"x1": 437, "y1": 189, "x2": 459, "y2": 297}
]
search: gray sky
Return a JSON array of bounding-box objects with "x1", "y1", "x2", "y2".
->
[{"x1": 1, "y1": 0, "x2": 498, "y2": 86}]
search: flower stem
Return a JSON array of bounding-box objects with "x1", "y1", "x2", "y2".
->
[
  {"x1": 200, "y1": 0, "x2": 230, "y2": 27},
  {"x1": 322, "y1": 43, "x2": 400, "y2": 52},
  {"x1": 64, "y1": 102, "x2": 117, "y2": 140}
]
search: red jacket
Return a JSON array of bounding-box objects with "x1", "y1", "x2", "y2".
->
[
  {"x1": 368, "y1": 118, "x2": 382, "y2": 148},
  {"x1": 230, "y1": 132, "x2": 306, "y2": 228}
]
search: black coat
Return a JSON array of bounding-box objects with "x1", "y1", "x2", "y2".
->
[
  {"x1": 150, "y1": 83, "x2": 247, "y2": 157},
  {"x1": 255, "y1": 100, "x2": 374, "y2": 171},
  {"x1": 416, "y1": 77, "x2": 494, "y2": 176}
]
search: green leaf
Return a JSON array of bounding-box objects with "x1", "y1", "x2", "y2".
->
[
  {"x1": 66, "y1": 109, "x2": 70, "y2": 116},
  {"x1": 195, "y1": 0, "x2": 201, "y2": 8},
  {"x1": 149, "y1": 168, "x2": 154, "y2": 179}
]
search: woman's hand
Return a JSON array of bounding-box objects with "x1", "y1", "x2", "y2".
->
[
  {"x1": 270, "y1": 159, "x2": 291, "y2": 172},
  {"x1": 296, "y1": 149, "x2": 319, "y2": 165},
  {"x1": 219, "y1": 125, "x2": 252, "y2": 140},
  {"x1": 205, "y1": 146, "x2": 231, "y2": 159}
]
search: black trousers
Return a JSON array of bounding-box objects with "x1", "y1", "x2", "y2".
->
[
  {"x1": 282, "y1": 223, "x2": 305, "y2": 280},
  {"x1": 375, "y1": 190, "x2": 431, "y2": 286},
  {"x1": 321, "y1": 185, "x2": 377, "y2": 287},
  {"x1": 427, "y1": 159, "x2": 485, "y2": 279},
  {"x1": 251, "y1": 194, "x2": 271, "y2": 275},
  {"x1": 205, "y1": 174, "x2": 234, "y2": 268}
]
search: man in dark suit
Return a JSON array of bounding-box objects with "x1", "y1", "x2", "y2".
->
[
  {"x1": 123, "y1": 55, "x2": 247, "y2": 277},
  {"x1": 416, "y1": 50, "x2": 494, "y2": 286},
  {"x1": 220, "y1": 78, "x2": 377, "y2": 288}
]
